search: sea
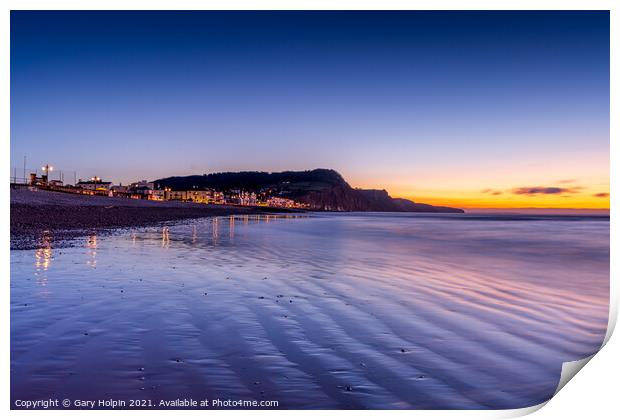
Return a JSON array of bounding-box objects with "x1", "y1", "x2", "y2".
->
[{"x1": 10, "y1": 212, "x2": 610, "y2": 409}]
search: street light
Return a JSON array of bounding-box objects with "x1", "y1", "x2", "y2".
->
[
  {"x1": 41, "y1": 164, "x2": 54, "y2": 177},
  {"x1": 90, "y1": 176, "x2": 102, "y2": 192},
  {"x1": 40, "y1": 164, "x2": 54, "y2": 185}
]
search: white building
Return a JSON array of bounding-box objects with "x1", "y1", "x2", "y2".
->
[
  {"x1": 265, "y1": 197, "x2": 308, "y2": 208},
  {"x1": 76, "y1": 179, "x2": 112, "y2": 191},
  {"x1": 130, "y1": 180, "x2": 155, "y2": 190},
  {"x1": 150, "y1": 190, "x2": 166, "y2": 201},
  {"x1": 187, "y1": 190, "x2": 213, "y2": 204},
  {"x1": 110, "y1": 184, "x2": 129, "y2": 194},
  {"x1": 164, "y1": 190, "x2": 188, "y2": 201},
  {"x1": 240, "y1": 191, "x2": 257, "y2": 206}
]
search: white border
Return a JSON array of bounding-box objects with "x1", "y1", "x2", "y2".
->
[{"x1": 2, "y1": 2, "x2": 617, "y2": 419}]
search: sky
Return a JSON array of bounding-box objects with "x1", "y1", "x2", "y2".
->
[{"x1": 10, "y1": 11, "x2": 610, "y2": 210}]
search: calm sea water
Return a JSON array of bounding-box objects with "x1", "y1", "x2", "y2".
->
[{"x1": 10, "y1": 213, "x2": 609, "y2": 409}]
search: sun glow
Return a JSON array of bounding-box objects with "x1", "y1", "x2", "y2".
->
[{"x1": 397, "y1": 188, "x2": 610, "y2": 210}]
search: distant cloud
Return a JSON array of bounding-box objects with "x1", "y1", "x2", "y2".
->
[
  {"x1": 593, "y1": 192, "x2": 609, "y2": 198},
  {"x1": 481, "y1": 189, "x2": 502, "y2": 196},
  {"x1": 557, "y1": 179, "x2": 577, "y2": 184},
  {"x1": 511, "y1": 186, "x2": 582, "y2": 196}
]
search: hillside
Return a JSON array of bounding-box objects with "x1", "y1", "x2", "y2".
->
[{"x1": 154, "y1": 169, "x2": 464, "y2": 213}]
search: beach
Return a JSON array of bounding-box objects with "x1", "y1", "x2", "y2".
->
[
  {"x1": 10, "y1": 212, "x2": 609, "y2": 409},
  {"x1": 10, "y1": 188, "x2": 292, "y2": 249}
]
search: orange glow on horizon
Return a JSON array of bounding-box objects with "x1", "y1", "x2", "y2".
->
[
  {"x1": 348, "y1": 147, "x2": 609, "y2": 211},
  {"x1": 396, "y1": 191, "x2": 610, "y2": 210},
  {"x1": 353, "y1": 181, "x2": 610, "y2": 211}
]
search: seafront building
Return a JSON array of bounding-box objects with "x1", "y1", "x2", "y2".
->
[
  {"x1": 75, "y1": 178, "x2": 112, "y2": 191},
  {"x1": 266, "y1": 197, "x2": 299, "y2": 208},
  {"x1": 109, "y1": 184, "x2": 129, "y2": 195},
  {"x1": 21, "y1": 169, "x2": 308, "y2": 209},
  {"x1": 240, "y1": 191, "x2": 257, "y2": 206}
]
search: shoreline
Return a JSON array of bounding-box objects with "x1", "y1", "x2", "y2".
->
[{"x1": 10, "y1": 188, "x2": 299, "y2": 249}]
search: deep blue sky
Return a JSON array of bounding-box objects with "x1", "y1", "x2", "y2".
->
[{"x1": 10, "y1": 11, "x2": 609, "y2": 207}]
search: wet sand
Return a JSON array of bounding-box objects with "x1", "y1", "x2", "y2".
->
[
  {"x1": 10, "y1": 188, "x2": 295, "y2": 249},
  {"x1": 10, "y1": 213, "x2": 609, "y2": 409}
]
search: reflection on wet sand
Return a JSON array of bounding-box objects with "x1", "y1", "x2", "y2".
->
[
  {"x1": 161, "y1": 226, "x2": 170, "y2": 248},
  {"x1": 173, "y1": 214, "x2": 305, "y2": 247},
  {"x1": 86, "y1": 234, "x2": 97, "y2": 268},
  {"x1": 34, "y1": 231, "x2": 53, "y2": 287},
  {"x1": 229, "y1": 215, "x2": 235, "y2": 241},
  {"x1": 212, "y1": 217, "x2": 219, "y2": 245},
  {"x1": 191, "y1": 225, "x2": 197, "y2": 244}
]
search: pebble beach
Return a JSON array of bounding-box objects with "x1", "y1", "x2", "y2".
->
[{"x1": 10, "y1": 188, "x2": 285, "y2": 249}]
